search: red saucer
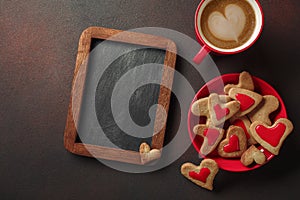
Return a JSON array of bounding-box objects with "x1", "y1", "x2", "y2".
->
[{"x1": 187, "y1": 73, "x2": 287, "y2": 172}]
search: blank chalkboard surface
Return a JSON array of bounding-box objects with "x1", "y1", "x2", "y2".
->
[{"x1": 64, "y1": 27, "x2": 177, "y2": 164}]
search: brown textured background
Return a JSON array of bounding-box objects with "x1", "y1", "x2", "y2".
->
[{"x1": 1, "y1": 0, "x2": 300, "y2": 199}]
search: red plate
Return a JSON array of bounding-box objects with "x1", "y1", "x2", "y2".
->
[{"x1": 187, "y1": 73, "x2": 287, "y2": 172}]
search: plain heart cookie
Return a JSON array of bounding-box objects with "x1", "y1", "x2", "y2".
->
[
  {"x1": 224, "y1": 71, "x2": 254, "y2": 94},
  {"x1": 139, "y1": 143, "x2": 161, "y2": 164},
  {"x1": 250, "y1": 118, "x2": 294, "y2": 155},
  {"x1": 181, "y1": 159, "x2": 219, "y2": 191},
  {"x1": 218, "y1": 125, "x2": 247, "y2": 158},
  {"x1": 208, "y1": 93, "x2": 240, "y2": 126},
  {"x1": 193, "y1": 124, "x2": 225, "y2": 156},
  {"x1": 241, "y1": 145, "x2": 266, "y2": 166},
  {"x1": 248, "y1": 95, "x2": 279, "y2": 126}
]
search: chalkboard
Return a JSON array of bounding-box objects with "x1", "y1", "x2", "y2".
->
[{"x1": 64, "y1": 27, "x2": 177, "y2": 164}]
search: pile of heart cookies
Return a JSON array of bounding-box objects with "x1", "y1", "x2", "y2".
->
[{"x1": 181, "y1": 71, "x2": 294, "y2": 190}]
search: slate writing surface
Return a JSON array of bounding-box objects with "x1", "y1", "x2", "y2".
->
[{"x1": 77, "y1": 39, "x2": 166, "y2": 151}]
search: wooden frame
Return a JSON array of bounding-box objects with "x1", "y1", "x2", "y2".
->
[{"x1": 64, "y1": 26, "x2": 177, "y2": 165}]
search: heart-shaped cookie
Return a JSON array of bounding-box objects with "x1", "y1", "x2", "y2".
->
[
  {"x1": 231, "y1": 116, "x2": 257, "y2": 145},
  {"x1": 228, "y1": 88, "x2": 263, "y2": 117},
  {"x1": 191, "y1": 95, "x2": 231, "y2": 120},
  {"x1": 208, "y1": 93, "x2": 240, "y2": 126},
  {"x1": 193, "y1": 124, "x2": 225, "y2": 156},
  {"x1": 250, "y1": 118, "x2": 294, "y2": 155},
  {"x1": 224, "y1": 71, "x2": 255, "y2": 94},
  {"x1": 218, "y1": 125, "x2": 247, "y2": 158},
  {"x1": 181, "y1": 159, "x2": 219, "y2": 190},
  {"x1": 208, "y1": 4, "x2": 246, "y2": 42},
  {"x1": 248, "y1": 95, "x2": 279, "y2": 126},
  {"x1": 139, "y1": 143, "x2": 161, "y2": 164},
  {"x1": 241, "y1": 145, "x2": 266, "y2": 166}
]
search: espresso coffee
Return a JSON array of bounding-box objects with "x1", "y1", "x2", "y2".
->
[{"x1": 200, "y1": 0, "x2": 256, "y2": 49}]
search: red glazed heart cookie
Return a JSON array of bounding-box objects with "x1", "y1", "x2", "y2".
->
[
  {"x1": 250, "y1": 118, "x2": 294, "y2": 155},
  {"x1": 191, "y1": 95, "x2": 231, "y2": 121},
  {"x1": 193, "y1": 124, "x2": 225, "y2": 156},
  {"x1": 224, "y1": 71, "x2": 254, "y2": 94},
  {"x1": 181, "y1": 159, "x2": 219, "y2": 191},
  {"x1": 218, "y1": 126, "x2": 247, "y2": 158},
  {"x1": 248, "y1": 95, "x2": 279, "y2": 126},
  {"x1": 241, "y1": 145, "x2": 266, "y2": 166},
  {"x1": 228, "y1": 88, "x2": 263, "y2": 117},
  {"x1": 231, "y1": 116, "x2": 257, "y2": 145},
  {"x1": 208, "y1": 93, "x2": 240, "y2": 126}
]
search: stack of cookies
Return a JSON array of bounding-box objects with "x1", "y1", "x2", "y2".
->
[{"x1": 181, "y1": 71, "x2": 293, "y2": 190}]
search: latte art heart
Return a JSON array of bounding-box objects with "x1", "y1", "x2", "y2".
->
[{"x1": 208, "y1": 4, "x2": 246, "y2": 42}]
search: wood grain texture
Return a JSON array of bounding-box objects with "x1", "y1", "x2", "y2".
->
[
  {"x1": 63, "y1": 26, "x2": 177, "y2": 164},
  {"x1": 74, "y1": 143, "x2": 143, "y2": 164},
  {"x1": 152, "y1": 42, "x2": 177, "y2": 149},
  {"x1": 64, "y1": 27, "x2": 92, "y2": 153}
]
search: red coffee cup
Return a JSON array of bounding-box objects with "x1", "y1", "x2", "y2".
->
[{"x1": 193, "y1": 0, "x2": 264, "y2": 64}]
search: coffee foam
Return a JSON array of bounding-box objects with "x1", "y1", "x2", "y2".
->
[{"x1": 208, "y1": 4, "x2": 246, "y2": 42}]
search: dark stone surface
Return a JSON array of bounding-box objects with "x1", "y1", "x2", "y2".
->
[{"x1": 1, "y1": 0, "x2": 300, "y2": 199}]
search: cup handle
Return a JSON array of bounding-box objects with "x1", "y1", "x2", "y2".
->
[{"x1": 193, "y1": 45, "x2": 210, "y2": 64}]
